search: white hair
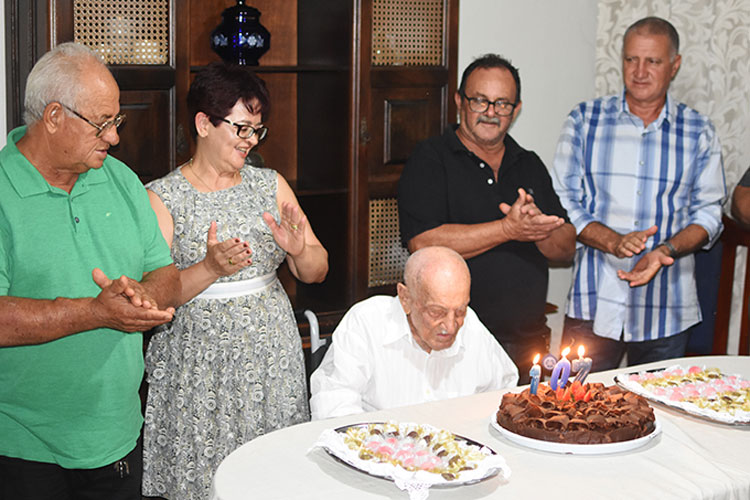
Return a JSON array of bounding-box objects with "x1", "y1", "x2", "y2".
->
[{"x1": 23, "y1": 42, "x2": 107, "y2": 125}]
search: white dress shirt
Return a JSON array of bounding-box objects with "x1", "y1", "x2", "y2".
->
[{"x1": 309, "y1": 296, "x2": 519, "y2": 420}]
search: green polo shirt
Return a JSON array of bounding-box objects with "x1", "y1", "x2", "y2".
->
[{"x1": 0, "y1": 126, "x2": 172, "y2": 468}]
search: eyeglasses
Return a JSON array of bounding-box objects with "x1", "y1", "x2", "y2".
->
[
  {"x1": 461, "y1": 94, "x2": 516, "y2": 116},
  {"x1": 60, "y1": 103, "x2": 125, "y2": 138},
  {"x1": 216, "y1": 117, "x2": 268, "y2": 141}
]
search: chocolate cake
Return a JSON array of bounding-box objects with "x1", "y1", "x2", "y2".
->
[{"x1": 496, "y1": 382, "x2": 655, "y2": 444}]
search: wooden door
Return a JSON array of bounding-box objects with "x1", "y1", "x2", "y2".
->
[{"x1": 353, "y1": 0, "x2": 459, "y2": 300}]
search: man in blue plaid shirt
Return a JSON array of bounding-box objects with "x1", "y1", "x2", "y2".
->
[{"x1": 551, "y1": 16, "x2": 726, "y2": 372}]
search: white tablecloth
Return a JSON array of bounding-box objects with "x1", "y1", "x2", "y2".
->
[{"x1": 210, "y1": 356, "x2": 750, "y2": 500}]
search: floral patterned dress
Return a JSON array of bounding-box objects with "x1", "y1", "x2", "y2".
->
[{"x1": 142, "y1": 166, "x2": 309, "y2": 500}]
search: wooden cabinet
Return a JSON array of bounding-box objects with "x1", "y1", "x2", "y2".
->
[{"x1": 5, "y1": 0, "x2": 458, "y2": 325}]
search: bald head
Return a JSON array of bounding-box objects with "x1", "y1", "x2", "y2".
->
[
  {"x1": 403, "y1": 246, "x2": 471, "y2": 296},
  {"x1": 398, "y1": 246, "x2": 471, "y2": 353}
]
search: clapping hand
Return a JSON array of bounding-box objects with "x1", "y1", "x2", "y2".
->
[
  {"x1": 91, "y1": 268, "x2": 175, "y2": 332},
  {"x1": 613, "y1": 225, "x2": 658, "y2": 258},
  {"x1": 203, "y1": 221, "x2": 253, "y2": 277},
  {"x1": 617, "y1": 249, "x2": 674, "y2": 287},
  {"x1": 262, "y1": 202, "x2": 307, "y2": 256},
  {"x1": 499, "y1": 188, "x2": 564, "y2": 242}
]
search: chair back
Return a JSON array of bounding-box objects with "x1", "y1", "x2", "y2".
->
[{"x1": 713, "y1": 215, "x2": 750, "y2": 355}]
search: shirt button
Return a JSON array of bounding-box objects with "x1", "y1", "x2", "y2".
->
[
  {"x1": 479, "y1": 162, "x2": 485, "y2": 168},
  {"x1": 639, "y1": 160, "x2": 644, "y2": 165},
  {"x1": 74, "y1": 217, "x2": 80, "y2": 223},
  {"x1": 634, "y1": 220, "x2": 639, "y2": 226},
  {"x1": 637, "y1": 190, "x2": 642, "y2": 196},
  {"x1": 487, "y1": 178, "x2": 494, "y2": 185}
]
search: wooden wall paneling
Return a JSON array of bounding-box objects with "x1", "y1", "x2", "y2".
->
[
  {"x1": 254, "y1": 72, "x2": 298, "y2": 184},
  {"x1": 297, "y1": 0, "x2": 352, "y2": 67},
  {"x1": 297, "y1": 71, "x2": 350, "y2": 191},
  {"x1": 112, "y1": 89, "x2": 173, "y2": 183},
  {"x1": 367, "y1": 85, "x2": 445, "y2": 198},
  {"x1": 189, "y1": 0, "x2": 297, "y2": 67},
  {"x1": 352, "y1": 0, "x2": 374, "y2": 302},
  {"x1": 5, "y1": 0, "x2": 51, "y2": 130}
]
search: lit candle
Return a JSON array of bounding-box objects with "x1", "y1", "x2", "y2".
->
[
  {"x1": 549, "y1": 347, "x2": 571, "y2": 390},
  {"x1": 573, "y1": 345, "x2": 592, "y2": 384},
  {"x1": 529, "y1": 353, "x2": 541, "y2": 395}
]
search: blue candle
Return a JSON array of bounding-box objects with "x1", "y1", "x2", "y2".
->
[
  {"x1": 550, "y1": 347, "x2": 571, "y2": 390},
  {"x1": 529, "y1": 353, "x2": 541, "y2": 395},
  {"x1": 573, "y1": 345, "x2": 592, "y2": 384}
]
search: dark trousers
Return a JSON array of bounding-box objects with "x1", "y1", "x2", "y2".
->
[
  {"x1": 0, "y1": 439, "x2": 142, "y2": 500},
  {"x1": 561, "y1": 316, "x2": 692, "y2": 373},
  {"x1": 498, "y1": 333, "x2": 550, "y2": 385}
]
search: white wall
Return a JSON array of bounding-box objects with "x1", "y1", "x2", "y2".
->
[{"x1": 458, "y1": 0, "x2": 599, "y2": 352}]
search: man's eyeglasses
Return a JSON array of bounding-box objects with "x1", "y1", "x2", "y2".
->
[
  {"x1": 60, "y1": 103, "x2": 125, "y2": 138},
  {"x1": 461, "y1": 94, "x2": 516, "y2": 116},
  {"x1": 216, "y1": 117, "x2": 268, "y2": 141}
]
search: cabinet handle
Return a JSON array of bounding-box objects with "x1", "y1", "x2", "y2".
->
[
  {"x1": 176, "y1": 123, "x2": 189, "y2": 157},
  {"x1": 359, "y1": 118, "x2": 371, "y2": 145}
]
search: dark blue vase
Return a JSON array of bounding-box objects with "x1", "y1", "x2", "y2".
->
[{"x1": 210, "y1": 1, "x2": 270, "y2": 66}]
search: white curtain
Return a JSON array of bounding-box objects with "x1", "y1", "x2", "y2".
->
[{"x1": 596, "y1": 0, "x2": 750, "y2": 353}]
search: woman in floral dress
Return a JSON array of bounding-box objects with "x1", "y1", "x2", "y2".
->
[{"x1": 141, "y1": 62, "x2": 328, "y2": 500}]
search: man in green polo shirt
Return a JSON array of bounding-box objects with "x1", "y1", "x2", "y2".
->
[{"x1": 0, "y1": 43, "x2": 181, "y2": 499}]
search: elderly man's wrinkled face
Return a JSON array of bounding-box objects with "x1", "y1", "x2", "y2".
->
[
  {"x1": 59, "y1": 62, "x2": 122, "y2": 173},
  {"x1": 398, "y1": 270, "x2": 471, "y2": 353}
]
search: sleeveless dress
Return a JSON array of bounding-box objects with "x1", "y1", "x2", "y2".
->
[{"x1": 142, "y1": 166, "x2": 310, "y2": 500}]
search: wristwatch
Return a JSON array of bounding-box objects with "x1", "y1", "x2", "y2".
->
[{"x1": 658, "y1": 240, "x2": 678, "y2": 258}]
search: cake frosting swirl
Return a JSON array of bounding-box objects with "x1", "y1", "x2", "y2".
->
[{"x1": 496, "y1": 382, "x2": 655, "y2": 444}]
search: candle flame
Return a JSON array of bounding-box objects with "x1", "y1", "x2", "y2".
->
[
  {"x1": 561, "y1": 346, "x2": 571, "y2": 357},
  {"x1": 533, "y1": 353, "x2": 540, "y2": 364},
  {"x1": 578, "y1": 345, "x2": 585, "y2": 358}
]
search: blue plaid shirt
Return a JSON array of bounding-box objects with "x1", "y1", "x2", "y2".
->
[{"x1": 551, "y1": 91, "x2": 726, "y2": 342}]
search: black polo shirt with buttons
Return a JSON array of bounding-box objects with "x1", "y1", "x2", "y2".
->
[{"x1": 398, "y1": 125, "x2": 569, "y2": 346}]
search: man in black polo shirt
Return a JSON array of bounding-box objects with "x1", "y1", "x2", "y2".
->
[{"x1": 398, "y1": 54, "x2": 575, "y2": 383}]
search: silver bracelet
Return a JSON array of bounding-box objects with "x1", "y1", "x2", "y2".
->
[{"x1": 658, "y1": 240, "x2": 678, "y2": 258}]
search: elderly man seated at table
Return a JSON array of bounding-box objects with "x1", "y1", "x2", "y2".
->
[{"x1": 310, "y1": 246, "x2": 518, "y2": 419}]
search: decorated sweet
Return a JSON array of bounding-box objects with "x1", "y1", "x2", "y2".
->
[
  {"x1": 341, "y1": 422, "x2": 489, "y2": 480},
  {"x1": 617, "y1": 365, "x2": 750, "y2": 424},
  {"x1": 496, "y1": 381, "x2": 656, "y2": 444}
]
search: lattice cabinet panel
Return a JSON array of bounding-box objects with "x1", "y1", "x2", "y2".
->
[
  {"x1": 368, "y1": 198, "x2": 410, "y2": 287},
  {"x1": 371, "y1": 0, "x2": 444, "y2": 66},
  {"x1": 73, "y1": 0, "x2": 169, "y2": 65}
]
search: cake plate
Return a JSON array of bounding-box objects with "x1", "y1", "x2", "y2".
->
[
  {"x1": 313, "y1": 422, "x2": 510, "y2": 488},
  {"x1": 489, "y1": 417, "x2": 661, "y2": 455}
]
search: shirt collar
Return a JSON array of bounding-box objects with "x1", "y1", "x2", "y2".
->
[
  {"x1": 1, "y1": 126, "x2": 110, "y2": 198},
  {"x1": 382, "y1": 295, "x2": 466, "y2": 358},
  {"x1": 444, "y1": 125, "x2": 522, "y2": 165},
  {"x1": 618, "y1": 89, "x2": 673, "y2": 128}
]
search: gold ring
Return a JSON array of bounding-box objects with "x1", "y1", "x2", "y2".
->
[
  {"x1": 290, "y1": 223, "x2": 299, "y2": 231},
  {"x1": 228, "y1": 258, "x2": 234, "y2": 265}
]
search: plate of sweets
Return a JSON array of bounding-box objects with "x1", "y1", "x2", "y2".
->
[
  {"x1": 615, "y1": 365, "x2": 750, "y2": 425},
  {"x1": 311, "y1": 421, "x2": 510, "y2": 494},
  {"x1": 492, "y1": 381, "x2": 660, "y2": 455}
]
